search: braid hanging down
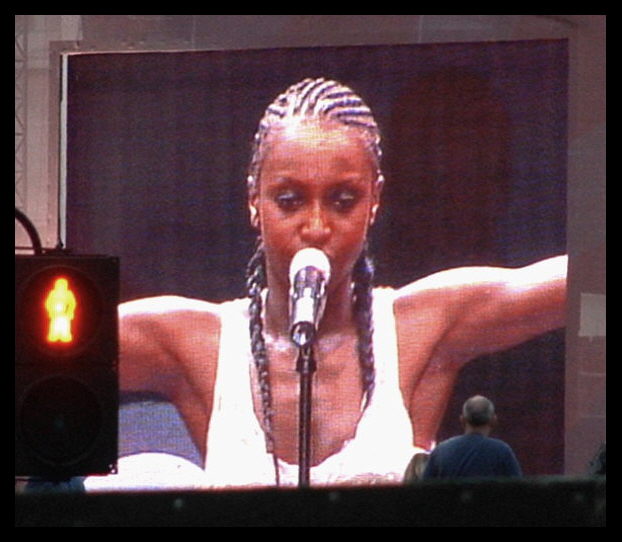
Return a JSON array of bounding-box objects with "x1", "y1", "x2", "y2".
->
[
  {"x1": 245, "y1": 240, "x2": 281, "y2": 484},
  {"x1": 352, "y1": 243, "x2": 376, "y2": 408},
  {"x1": 244, "y1": 78, "x2": 382, "y2": 482}
]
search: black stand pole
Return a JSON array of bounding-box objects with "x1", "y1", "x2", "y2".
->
[{"x1": 296, "y1": 343, "x2": 316, "y2": 488}]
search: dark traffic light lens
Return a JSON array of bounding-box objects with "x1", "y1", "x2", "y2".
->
[{"x1": 18, "y1": 376, "x2": 103, "y2": 466}]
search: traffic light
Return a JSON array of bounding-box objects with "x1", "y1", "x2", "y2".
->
[{"x1": 15, "y1": 254, "x2": 119, "y2": 478}]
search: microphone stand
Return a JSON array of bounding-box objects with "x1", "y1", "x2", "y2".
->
[{"x1": 295, "y1": 341, "x2": 316, "y2": 488}]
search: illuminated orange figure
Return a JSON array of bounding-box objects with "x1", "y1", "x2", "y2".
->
[{"x1": 45, "y1": 277, "x2": 77, "y2": 343}]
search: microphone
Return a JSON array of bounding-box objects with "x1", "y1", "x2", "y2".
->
[{"x1": 289, "y1": 248, "x2": 331, "y2": 348}]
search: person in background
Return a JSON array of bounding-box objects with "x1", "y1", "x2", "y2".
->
[
  {"x1": 588, "y1": 442, "x2": 606, "y2": 476},
  {"x1": 421, "y1": 395, "x2": 522, "y2": 479}
]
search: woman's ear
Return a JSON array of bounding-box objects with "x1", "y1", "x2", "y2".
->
[
  {"x1": 247, "y1": 175, "x2": 261, "y2": 229},
  {"x1": 248, "y1": 195, "x2": 260, "y2": 229},
  {"x1": 369, "y1": 175, "x2": 385, "y2": 226},
  {"x1": 369, "y1": 203, "x2": 380, "y2": 226}
]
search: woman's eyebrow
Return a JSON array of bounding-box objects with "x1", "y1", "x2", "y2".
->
[
  {"x1": 271, "y1": 178, "x2": 307, "y2": 192},
  {"x1": 265, "y1": 174, "x2": 368, "y2": 189},
  {"x1": 264, "y1": 177, "x2": 305, "y2": 193}
]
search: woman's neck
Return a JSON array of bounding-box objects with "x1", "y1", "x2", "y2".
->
[{"x1": 263, "y1": 273, "x2": 355, "y2": 342}]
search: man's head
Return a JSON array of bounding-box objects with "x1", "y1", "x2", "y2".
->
[{"x1": 460, "y1": 395, "x2": 497, "y2": 434}]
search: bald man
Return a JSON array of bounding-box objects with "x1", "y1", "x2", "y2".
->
[{"x1": 421, "y1": 395, "x2": 522, "y2": 479}]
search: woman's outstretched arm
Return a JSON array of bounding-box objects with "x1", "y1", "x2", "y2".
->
[{"x1": 396, "y1": 254, "x2": 567, "y2": 366}]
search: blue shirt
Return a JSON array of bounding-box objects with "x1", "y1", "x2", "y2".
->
[{"x1": 422, "y1": 433, "x2": 522, "y2": 479}]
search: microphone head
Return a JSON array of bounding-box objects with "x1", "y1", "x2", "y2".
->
[{"x1": 289, "y1": 248, "x2": 331, "y2": 285}]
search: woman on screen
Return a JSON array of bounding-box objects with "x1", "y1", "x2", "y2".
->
[{"x1": 108, "y1": 78, "x2": 566, "y2": 489}]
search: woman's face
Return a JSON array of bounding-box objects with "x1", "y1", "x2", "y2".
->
[{"x1": 250, "y1": 119, "x2": 381, "y2": 294}]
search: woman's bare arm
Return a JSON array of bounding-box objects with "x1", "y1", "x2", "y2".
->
[
  {"x1": 396, "y1": 255, "x2": 567, "y2": 367},
  {"x1": 394, "y1": 255, "x2": 567, "y2": 449},
  {"x1": 118, "y1": 295, "x2": 222, "y2": 456},
  {"x1": 119, "y1": 294, "x2": 223, "y2": 390}
]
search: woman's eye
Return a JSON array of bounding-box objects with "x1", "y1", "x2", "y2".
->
[
  {"x1": 330, "y1": 190, "x2": 358, "y2": 212},
  {"x1": 275, "y1": 191, "x2": 303, "y2": 211}
]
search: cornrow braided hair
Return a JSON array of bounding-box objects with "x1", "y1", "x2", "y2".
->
[
  {"x1": 247, "y1": 77, "x2": 384, "y2": 198},
  {"x1": 244, "y1": 78, "x2": 381, "y2": 482}
]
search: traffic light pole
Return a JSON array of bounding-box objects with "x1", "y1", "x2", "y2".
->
[{"x1": 15, "y1": 208, "x2": 43, "y2": 255}]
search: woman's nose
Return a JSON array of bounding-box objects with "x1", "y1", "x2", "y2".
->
[{"x1": 300, "y1": 202, "x2": 331, "y2": 245}]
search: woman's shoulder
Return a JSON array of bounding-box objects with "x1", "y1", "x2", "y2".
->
[
  {"x1": 117, "y1": 295, "x2": 231, "y2": 398},
  {"x1": 120, "y1": 295, "x2": 223, "y2": 316},
  {"x1": 119, "y1": 294, "x2": 254, "y2": 340},
  {"x1": 118, "y1": 295, "x2": 231, "y2": 350}
]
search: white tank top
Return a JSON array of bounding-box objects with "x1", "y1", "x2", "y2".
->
[{"x1": 204, "y1": 287, "x2": 423, "y2": 488}]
